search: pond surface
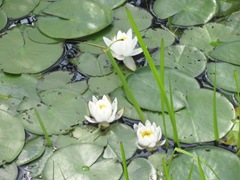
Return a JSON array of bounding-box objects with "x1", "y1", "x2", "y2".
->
[{"x1": 0, "y1": 0, "x2": 239, "y2": 179}]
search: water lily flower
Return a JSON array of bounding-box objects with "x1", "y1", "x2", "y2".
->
[
  {"x1": 103, "y1": 28, "x2": 142, "y2": 71},
  {"x1": 85, "y1": 95, "x2": 124, "y2": 128},
  {"x1": 134, "y1": 120, "x2": 165, "y2": 150}
]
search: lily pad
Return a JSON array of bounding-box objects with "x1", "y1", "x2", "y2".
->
[
  {"x1": 96, "y1": 0, "x2": 126, "y2": 9},
  {"x1": 0, "y1": 73, "x2": 39, "y2": 100},
  {"x1": 126, "y1": 158, "x2": 157, "y2": 180},
  {"x1": 155, "y1": 89, "x2": 235, "y2": 143},
  {"x1": 142, "y1": 28, "x2": 176, "y2": 49},
  {"x1": 16, "y1": 137, "x2": 45, "y2": 166},
  {"x1": 43, "y1": 143, "x2": 122, "y2": 179},
  {"x1": 0, "y1": 163, "x2": 18, "y2": 180},
  {"x1": 0, "y1": 110, "x2": 25, "y2": 166},
  {"x1": 88, "y1": 72, "x2": 122, "y2": 96},
  {"x1": 37, "y1": 71, "x2": 88, "y2": 94},
  {"x1": 169, "y1": 146, "x2": 240, "y2": 179},
  {"x1": 180, "y1": 23, "x2": 240, "y2": 54},
  {"x1": 226, "y1": 11, "x2": 240, "y2": 33},
  {"x1": 37, "y1": 0, "x2": 113, "y2": 39},
  {"x1": 1, "y1": 0, "x2": 39, "y2": 18},
  {"x1": 0, "y1": 10, "x2": 7, "y2": 31},
  {"x1": 152, "y1": 45, "x2": 207, "y2": 77},
  {"x1": 206, "y1": 62, "x2": 240, "y2": 92},
  {"x1": 0, "y1": 28, "x2": 63, "y2": 74},
  {"x1": 18, "y1": 89, "x2": 88, "y2": 135},
  {"x1": 126, "y1": 66, "x2": 200, "y2": 112},
  {"x1": 209, "y1": 40, "x2": 240, "y2": 66},
  {"x1": 153, "y1": 0, "x2": 218, "y2": 26},
  {"x1": 76, "y1": 53, "x2": 113, "y2": 76}
]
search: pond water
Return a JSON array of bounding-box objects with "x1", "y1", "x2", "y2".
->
[{"x1": 0, "y1": 0, "x2": 239, "y2": 179}]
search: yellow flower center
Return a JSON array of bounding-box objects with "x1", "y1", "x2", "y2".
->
[
  {"x1": 120, "y1": 36, "x2": 128, "y2": 41},
  {"x1": 98, "y1": 103, "x2": 106, "y2": 109},
  {"x1": 141, "y1": 129, "x2": 153, "y2": 138}
]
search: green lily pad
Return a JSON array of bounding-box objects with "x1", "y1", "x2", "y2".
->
[
  {"x1": 103, "y1": 123, "x2": 137, "y2": 160},
  {"x1": 43, "y1": 143, "x2": 122, "y2": 179},
  {"x1": 126, "y1": 158, "x2": 157, "y2": 180},
  {"x1": 37, "y1": 0, "x2": 113, "y2": 39},
  {"x1": 0, "y1": 163, "x2": 18, "y2": 180},
  {"x1": 0, "y1": 10, "x2": 7, "y2": 31},
  {"x1": 76, "y1": 53, "x2": 113, "y2": 76},
  {"x1": 16, "y1": 137, "x2": 45, "y2": 166},
  {"x1": 155, "y1": 89, "x2": 235, "y2": 143},
  {"x1": 152, "y1": 45, "x2": 207, "y2": 77},
  {"x1": 206, "y1": 62, "x2": 240, "y2": 92},
  {"x1": 96, "y1": 0, "x2": 126, "y2": 9},
  {"x1": 221, "y1": 121, "x2": 239, "y2": 146},
  {"x1": 218, "y1": 0, "x2": 240, "y2": 17},
  {"x1": 180, "y1": 23, "x2": 240, "y2": 54},
  {"x1": 0, "y1": 28, "x2": 63, "y2": 74},
  {"x1": 113, "y1": 3, "x2": 152, "y2": 31},
  {"x1": 0, "y1": 96, "x2": 22, "y2": 115},
  {"x1": 1, "y1": 0, "x2": 39, "y2": 18},
  {"x1": 126, "y1": 66, "x2": 200, "y2": 112},
  {"x1": 209, "y1": 40, "x2": 240, "y2": 66},
  {"x1": 142, "y1": 28, "x2": 176, "y2": 49},
  {"x1": 88, "y1": 72, "x2": 122, "y2": 96},
  {"x1": 18, "y1": 89, "x2": 88, "y2": 135},
  {"x1": 37, "y1": 71, "x2": 88, "y2": 94},
  {"x1": 0, "y1": 73, "x2": 39, "y2": 100},
  {"x1": 226, "y1": 11, "x2": 240, "y2": 33},
  {"x1": 26, "y1": 27, "x2": 61, "y2": 44},
  {"x1": 169, "y1": 146, "x2": 240, "y2": 179},
  {"x1": 0, "y1": 110, "x2": 25, "y2": 166},
  {"x1": 153, "y1": 0, "x2": 218, "y2": 26},
  {"x1": 51, "y1": 135, "x2": 79, "y2": 149}
]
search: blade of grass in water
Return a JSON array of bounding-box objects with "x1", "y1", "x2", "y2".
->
[
  {"x1": 162, "y1": 158, "x2": 169, "y2": 180},
  {"x1": 213, "y1": 64, "x2": 219, "y2": 143},
  {"x1": 160, "y1": 39, "x2": 169, "y2": 147},
  {"x1": 35, "y1": 109, "x2": 52, "y2": 147},
  {"x1": 234, "y1": 71, "x2": 240, "y2": 150},
  {"x1": 187, "y1": 161, "x2": 194, "y2": 180},
  {"x1": 197, "y1": 157, "x2": 206, "y2": 180},
  {"x1": 104, "y1": 48, "x2": 146, "y2": 123},
  {"x1": 120, "y1": 142, "x2": 129, "y2": 180},
  {"x1": 126, "y1": 8, "x2": 180, "y2": 147}
]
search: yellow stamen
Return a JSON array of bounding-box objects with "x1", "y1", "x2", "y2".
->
[
  {"x1": 99, "y1": 104, "x2": 106, "y2": 109},
  {"x1": 141, "y1": 129, "x2": 153, "y2": 138}
]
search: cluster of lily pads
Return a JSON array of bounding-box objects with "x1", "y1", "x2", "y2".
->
[{"x1": 0, "y1": 0, "x2": 240, "y2": 179}]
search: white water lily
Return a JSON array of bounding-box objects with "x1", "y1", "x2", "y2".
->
[
  {"x1": 134, "y1": 120, "x2": 165, "y2": 150},
  {"x1": 103, "y1": 28, "x2": 142, "y2": 71},
  {"x1": 85, "y1": 95, "x2": 124, "y2": 128}
]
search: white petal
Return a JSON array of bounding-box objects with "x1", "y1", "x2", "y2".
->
[
  {"x1": 111, "y1": 98, "x2": 118, "y2": 115},
  {"x1": 126, "y1": 28, "x2": 133, "y2": 40},
  {"x1": 123, "y1": 57, "x2": 137, "y2": 71},
  {"x1": 103, "y1": 37, "x2": 112, "y2": 47},
  {"x1": 92, "y1": 95, "x2": 98, "y2": 103},
  {"x1": 88, "y1": 101, "x2": 97, "y2": 118},
  {"x1": 131, "y1": 36, "x2": 138, "y2": 48},
  {"x1": 85, "y1": 116, "x2": 97, "y2": 124},
  {"x1": 130, "y1": 48, "x2": 143, "y2": 57},
  {"x1": 115, "y1": 108, "x2": 124, "y2": 120}
]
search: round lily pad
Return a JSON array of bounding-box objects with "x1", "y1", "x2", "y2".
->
[
  {"x1": 0, "y1": 10, "x2": 7, "y2": 31},
  {"x1": 209, "y1": 40, "x2": 240, "y2": 66},
  {"x1": 76, "y1": 53, "x2": 113, "y2": 76},
  {"x1": 43, "y1": 143, "x2": 122, "y2": 179},
  {"x1": 96, "y1": 0, "x2": 126, "y2": 9},
  {"x1": 155, "y1": 89, "x2": 235, "y2": 143},
  {"x1": 206, "y1": 62, "x2": 240, "y2": 92},
  {"x1": 37, "y1": 0, "x2": 113, "y2": 39},
  {"x1": 0, "y1": 163, "x2": 18, "y2": 180},
  {"x1": 180, "y1": 23, "x2": 240, "y2": 54},
  {"x1": 153, "y1": 0, "x2": 218, "y2": 26},
  {"x1": 1, "y1": 0, "x2": 39, "y2": 18},
  {"x1": 0, "y1": 28, "x2": 63, "y2": 74},
  {"x1": 18, "y1": 89, "x2": 88, "y2": 135},
  {"x1": 16, "y1": 137, "x2": 45, "y2": 166},
  {"x1": 226, "y1": 11, "x2": 240, "y2": 33},
  {"x1": 142, "y1": 28, "x2": 176, "y2": 49},
  {"x1": 126, "y1": 66, "x2": 200, "y2": 112},
  {"x1": 169, "y1": 146, "x2": 240, "y2": 179},
  {"x1": 152, "y1": 45, "x2": 207, "y2": 77},
  {"x1": 0, "y1": 110, "x2": 25, "y2": 166},
  {"x1": 37, "y1": 71, "x2": 88, "y2": 94}
]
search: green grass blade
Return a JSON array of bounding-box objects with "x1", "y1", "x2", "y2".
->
[
  {"x1": 160, "y1": 39, "x2": 169, "y2": 147},
  {"x1": 126, "y1": 7, "x2": 180, "y2": 147},
  {"x1": 213, "y1": 64, "x2": 219, "y2": 143},
  {"x1": 162, "y1": 158, "x2": 169, "y2": 180},
  {"x1": 104, "y1": 48, "x2": 146, "y2": 123},
  {"x1": 120, "y1": 142, "x2": 129, "y2": 180},
  {"x1": 187, "y1": 161, "x2": 194, "y2": 180},
  {"x1": 234, "y1": 71, "x2": 240, "y2": 149},
  {"x1": 35, "y1": 109, "x2": 52, "y2": 147},
  {"x1": 197, "y1": 157, "x2": 206, "y2": 180}
]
